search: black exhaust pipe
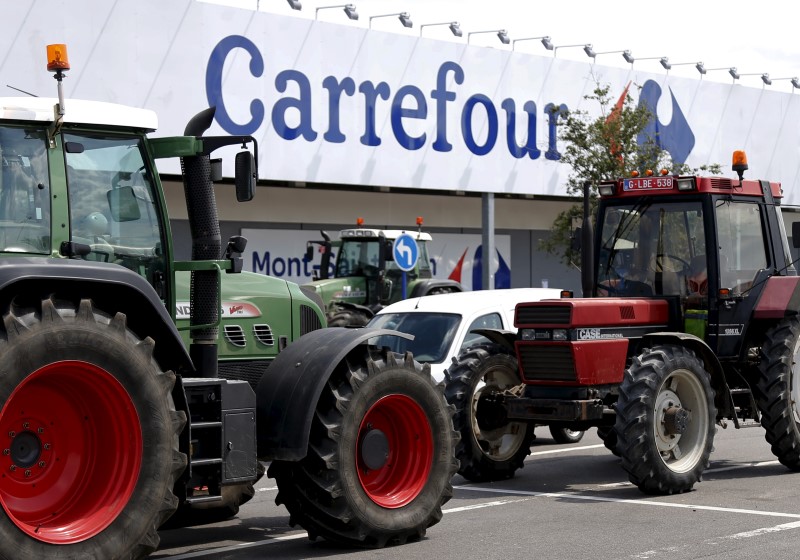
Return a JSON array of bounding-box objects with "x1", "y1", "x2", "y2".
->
[
  {"x1": 182, "y1": 107, "x2": 221, "y2": 377},
  {"x1": 581, "y1": 180, "x2": 594, "y2": 298}
]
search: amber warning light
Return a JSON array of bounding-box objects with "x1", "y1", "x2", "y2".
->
[{"x1": 46, "y1": 44, "x2": 70, "y2": 72}]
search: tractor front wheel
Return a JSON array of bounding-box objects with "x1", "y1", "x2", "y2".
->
[
  {"x1": 268, "y1": 347, "x2": 457, "y2": 547},
  {"x1": 0, "y1": 298, "x2": 185, "y2": 560},
  {"x1": 757, "y1": 317, "x2": 800, "y2": 469},
  {"x1": 616, "y1": 344, "x2": 715, "y2": 494},
  {"x1": 445, "y1": 345, "x2": 535, "y2": 482}
]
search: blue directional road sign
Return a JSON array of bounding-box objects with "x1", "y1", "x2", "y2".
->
[{"x1": 392, "y1": 234, "x2": 419, "y2": 272}]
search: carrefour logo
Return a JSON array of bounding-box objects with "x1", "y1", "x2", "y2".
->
[
  {"x1": 637, "y1": 80, "x2": 695, "y2": 164},
  {"x1": 205, "y1": 35, "x2": 567, "y2": 161}
]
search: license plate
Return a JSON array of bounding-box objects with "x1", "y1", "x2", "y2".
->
[{"x1": 623, "y1": 177, "x2": 674, "y2": 191}]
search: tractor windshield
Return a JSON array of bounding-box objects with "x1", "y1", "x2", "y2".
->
[
  {"x1": 596, "y1": 200, "x2": 706, "y2": 298},
  {"x1": 335, "y1": 238, "x2": 382, "y2": 277},
  {"x1": 0, "y1": 126, "x2": 50, "y2": 254}
]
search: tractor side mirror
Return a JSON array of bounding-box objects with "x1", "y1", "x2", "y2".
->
[
  {"x1": 107, "y1": 186, "x2": 141, "y2": 222},
  {"x1": 383, "y1": 239, "x2": 394, "y2": 261},
  {"x1": 793, "y1": 222, "x2": 800, "y2": 249},
  {"x1": 235, "y1": 151, "x2": 256, "y2": 202}
]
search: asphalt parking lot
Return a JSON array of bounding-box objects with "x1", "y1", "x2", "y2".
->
[{"x1": 154, "y1": 426, "x2": 800, "y2": 560}]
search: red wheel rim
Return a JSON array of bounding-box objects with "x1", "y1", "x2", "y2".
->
[
  {"x1": 356, "y1": 394, "x2": 433, "y2": 508},
  {"x1": 0, "y1": 361, "x2": 142, "y2": 544}
]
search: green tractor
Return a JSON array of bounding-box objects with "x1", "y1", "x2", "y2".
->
[
  {"x1": 0, "y1": 45, "x2": 458, "y2": 559},
  {"x1": 304, "y1": 218, "x2": 463, "y2": 327}
]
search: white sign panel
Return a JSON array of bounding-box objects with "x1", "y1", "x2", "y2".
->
[
  {"x1": 3, "y1": 1, "x2": 800, "y2": 204},
  {"x1": 242, "y1": 229, "x2": 511, "y2": 291}
]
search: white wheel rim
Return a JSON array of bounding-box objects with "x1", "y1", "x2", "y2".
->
[
  {"x1": 791, "y1": 333, "x2": 800, "y2": 424},
  {"x1": 471, "y1": 364, "x2": 527, "y2": 461},
  {"x1": 653, "y1": 368, "x2": 709, "y2": 473}
]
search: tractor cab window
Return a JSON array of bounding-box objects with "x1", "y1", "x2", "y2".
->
[
  {"x1": 715, "y1": 201, "x2": 767, "y2": 296},
  {"x1": 0, "y1": 126, "x2": 50, "y2": 254},
  {"x1": 335, "y1": 238, "x2": 382, "y2": 277},
  {"x1": 64, "y1": 133, "x2": 166, "y2": 292},
  {"x1": 597, "y1": 201, "x2": 706, "y2": 298}
]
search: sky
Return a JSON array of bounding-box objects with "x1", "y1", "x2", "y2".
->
[{"x1": 202, "y1": 0, "x2": 800, "y2": 90}]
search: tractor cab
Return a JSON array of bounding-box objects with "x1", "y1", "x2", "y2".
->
[{"x1": 593, "y1": 152, "x2": 795, "y2": 360}]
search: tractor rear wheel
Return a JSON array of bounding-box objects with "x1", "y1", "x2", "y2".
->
[
  {"x1": 616, "y1": 344, "x2": 715, "y2": 494},
  {"x1": 0, "y1": 297, "x2": 185, "y2": 560},
  {"x1": 268, "y1": 347, "x2": 457, "y2": 547},
  {"x1": 757, "y1": 317, "x2": 800, "y2": 469},
  {"x1": 445, "y1": 345, "x2": 535, "y2": 482}
]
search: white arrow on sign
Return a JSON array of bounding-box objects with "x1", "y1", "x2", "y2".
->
[{"x1": 397, "y1": 238, "x2": 412, "y2": 266}]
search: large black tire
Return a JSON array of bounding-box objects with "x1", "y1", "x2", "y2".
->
[
  {"x1": 615, "y1": 344, "x2": 716, "y2": 495},
  {"x1": 445, "y1": 345, "x2": 535, "y2": 482},
  {"x1": 0, "y1": 297, "x2": 185, "y2": 559},
  {"x1": 328, "y1": 308, "x2": 371, "y2": 328},
  {"x1": 548, "y1": 426, "x2": 585, "y2": 444},
  {"x1": 757, "y1": 317, "x2": 800, "y2": 469},
  {"x1": 597, "y1": 427, "x2": 620, "y2": 456},
  {"x1": 268, "y1": 347, "x2": 458, "y2": 547}
]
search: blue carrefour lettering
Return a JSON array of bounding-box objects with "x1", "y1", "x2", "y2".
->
[
  {"x1": 207, "y1": 37, "x2": 569, "y2": 161},
  {"x1": 431, "y1": 61, "x2": 464, "y2": 152},
  {"x1": 359, "y1": 81, "x2": 391, "y2": 146},
  {"x1": 502, "y1": 99, "x2": 541, "y2": 159},
  {"x1": 391, "y1": 85, "x2": 427, "y2": 150},
  {"x1": 273, "y1": 70, "x2": 318, "y2": 141},
  {"x1": 322, "y1": 76, "x2": 356, "y2": 143},
  {"x1": 544, "y1": 103, "x2": 568, "y2": 161},
  {"x1": 206, "y1": 35, "x2": 264, "y2": 135},
  {"x1": 462, "y1": 94, "x2": 498, "y2": 156}
]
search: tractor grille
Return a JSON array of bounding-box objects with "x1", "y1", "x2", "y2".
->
[
  {"x1": 709, "y1": 178, "x2": 735, "y2": 189},
  {"x1": 516, "y1": 306, "x2": 571, "y2": 325},
  {"x1": 301, "y1": 304, "x2": 323, "y2": 334},
  {"x1": 223, "y1": 325, "x2": 247, "y2": 347},
  {"x1": 518, "y1": 345, "x2": 576, "y2": 382},
  {"x1": 218, "y1": 360, "x2": 270, "y2": 391},
  {"x1": 253, "y1": 324, "x2": 275, "y2": 346}
]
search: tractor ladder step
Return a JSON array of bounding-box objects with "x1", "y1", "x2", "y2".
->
[{"x1": 729, "y1": 388, "x2": 761, "y2": 428}]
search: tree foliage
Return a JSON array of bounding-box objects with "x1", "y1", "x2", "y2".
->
[{"x1": 541, "y1": 82, "x2": 721, "y2": 266}]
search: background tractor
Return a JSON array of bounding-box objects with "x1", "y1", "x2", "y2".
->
[
  {"x1": 447, "y1": 152, "x2": 800, "y2": 494},
  {"x1": 0, "y1": 45, "x2": 458, "y2": 559},
  {"x1": 304, "y1": 217, "x2": 463, "y2": 327}
]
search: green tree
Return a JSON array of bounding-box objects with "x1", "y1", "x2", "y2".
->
[{"x1": 541, "y1": 82, "x2": 721, "y2": 266}]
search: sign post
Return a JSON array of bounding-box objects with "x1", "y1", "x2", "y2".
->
[{"x1": 392, "y1": 233, "x2": 419, "y2": 299}]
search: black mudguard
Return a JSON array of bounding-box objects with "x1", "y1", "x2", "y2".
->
[
  {"x1": 255, "y1": 327, "x2": 412, "y2": 461},
  {"x1": 0, "y1": 257, "x2": 192, "y2": 374},
  {"x1": 472, "y1": 328, "x2": 517, "y2": 352},
  {"x1": 410, "y1": 279, "x2": 463, "y2": 297}
]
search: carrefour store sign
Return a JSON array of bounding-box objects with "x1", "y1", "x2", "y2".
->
[{"x1": 4, "y1": 0, "x2": 800, "y2": 203}]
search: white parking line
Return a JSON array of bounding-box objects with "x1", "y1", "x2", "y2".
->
[
  {"x1": 162, "y1": 533, "x2": 308, "y2": 559},
  {"x1": 453, "y1": 485, "x2": 800, "y2": 520},
  {"x1": 529, "y1": 444, "x2": 604, "y2": 456},
  {"x1": 628, "y1": 520, "x2": 800, "y2": 558}
]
